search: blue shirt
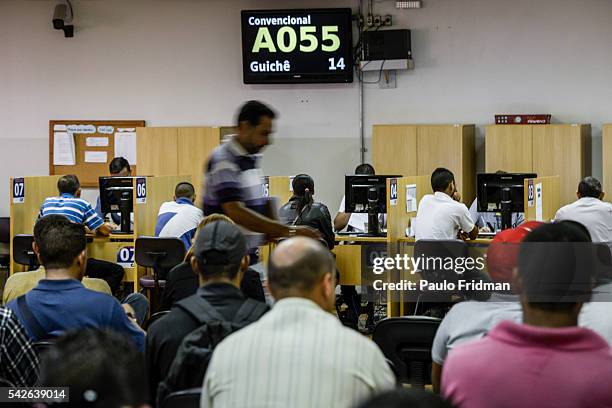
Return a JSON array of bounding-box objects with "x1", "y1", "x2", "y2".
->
[
  {"x1": 40, "y1": 193, "x2": 104, "y2": 231},
  {"x1": 155, "y1": 198, "x2": 203, "y2": 249},
  {"x1": 7, "y1": 279, "x2": 144, "y2": 352},
  {"x1": 202, "y1": 136, "x2": 268, "y2": 249}
]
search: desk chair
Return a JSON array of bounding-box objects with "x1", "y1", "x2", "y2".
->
[
  {"x1": 413, "y1": 239, "x2": 469, "y2": 316},
  {"x1": 12, "y1": 235, "x2": 39, "y2": 270},
  {"x1": 136, "y1": 237, "x2": 185, "y2": 314},
  {"x1": 33, "y1": 339, "x2": 56, "y2": 357},
  {"x1": 143, "y1": 310, "x2": 170, "y2": 331},
  {"x1": 161, "y1": 388, "x2": 201, "y2": 408},
  {"x1": 0, "y1": 217, "x2": 9, "y2": 269},
  {"x1": 373, "y1": 316, "x2": 441, "y2": 388}
]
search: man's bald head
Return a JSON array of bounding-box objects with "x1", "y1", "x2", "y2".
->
[{"x1": 268, "y1": 237, "x2": 335, "y2": 296}]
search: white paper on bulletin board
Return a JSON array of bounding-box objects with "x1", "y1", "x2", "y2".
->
[
  {"x1": 535, "y1": 183, "x2": 543, "y2": 221},
  {"x1": 114, "y1": 132, "x2": 137, "y2": 165},
  {"x1": 53, "y1": 132, "x2": 76, "y2": 165},
  {"x1": 84, "y1": 151, "x2": 108, "y2": 163},
  {"x1": 86, "y1": 137, "x2": 109, "y2": 147}
]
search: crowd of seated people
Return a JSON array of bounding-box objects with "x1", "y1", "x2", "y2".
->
[{"x1": 6, "y1": 165, "x2": 612, "y2": 408}]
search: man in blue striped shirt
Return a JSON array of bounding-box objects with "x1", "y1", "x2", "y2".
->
[
  {"x1": 40, "y1": 175, "x2": 112, "y2": 236},
  {"x1": 39, "y1": 175, "x2": 123, "y2": 294},
  {"x1": 202, "y1": 100, "x2": 319, "y2": 255}
]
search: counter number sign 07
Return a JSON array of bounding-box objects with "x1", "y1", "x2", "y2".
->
[
  {"x1": 117, "y1": 246, "x2": 135, "y2": 268},
  {"x1": 13, "y1": 178, "x2": 25, "y2": 204}
]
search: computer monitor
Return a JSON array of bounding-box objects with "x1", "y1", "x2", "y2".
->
[
  {"x1": 344, "y1": 175, "x2": 400, "y2": 213},
  {"x1": 477, "y1": 173, "x2": 536, "y2": 229},
  {"x1": 99, "y1": 177, "x2": 134, "y2": 234}
]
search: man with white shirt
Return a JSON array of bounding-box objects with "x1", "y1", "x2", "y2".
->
[
  {"x1": 155, "y1": 182, "x2": 204, "y2": 250},
  {"x1": 201, "y1": 237, "x2": 395, "y2": 408},
  {"x1": 554, "y1": 177, "x2": 612, "y2": 243},
  {"x1": 415, "y1": 168, "x2": 478, "y2": 241},
  {"x1": 334, "y1": 163, "x2": 385, "y2": 232}
]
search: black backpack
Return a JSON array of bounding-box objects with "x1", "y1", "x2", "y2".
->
[{"x1": 157, "y1": 296, "x2": 267, "y2": 406}]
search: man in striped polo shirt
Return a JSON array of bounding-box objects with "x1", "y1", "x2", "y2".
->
[
  {"x1": 203, "y1": 100, "x2": 319, "y2": 257},
  {"x1": 39, "y1": 175, "x2": 124, "y2": 294},
  {"x1": 40, "y1": 174, "x2": 112, "y2": 236}
]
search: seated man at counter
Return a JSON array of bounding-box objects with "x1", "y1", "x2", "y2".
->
[
  {"x1": 554, "y1": 176, "x2": 612, "y2": 243},
  {"x1": 95, "y1": 156, "x2": 132, "y2": 223},
  {"x1": 334, "y1": 163, "x2": 384, "y2": 233},
  {"x1": 415, "y1": 168, "x2": 478, "y2": 241},
  {"x1": 39, "y1": 174, "x2": 124, "y2": 295},
  {"x1": 468, "y1": 171, "x2": 524, "y2": 232},
  {"x1": 155, "y1": 181, "x2": 204, "y2": 250}
]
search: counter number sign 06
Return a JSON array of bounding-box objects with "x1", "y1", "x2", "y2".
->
[{"x1": 136, "y1": 178, "x2": 147, "y2": 204}]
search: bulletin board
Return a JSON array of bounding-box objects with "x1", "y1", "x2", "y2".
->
[{"x1": 49, "y1": 120, "x2": 145, "y2": 187}]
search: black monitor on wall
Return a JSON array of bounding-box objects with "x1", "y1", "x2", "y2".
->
[{"x1": 241, "y1": 8, "x2": 353, "y2": 84}]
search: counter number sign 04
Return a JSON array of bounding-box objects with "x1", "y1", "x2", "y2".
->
[
  {"x1": 389, "y1": 178, "x2": 398, "y2": 206},
  {"x1": 13, "y1": 178, "x2": 25, "y2": 204}
]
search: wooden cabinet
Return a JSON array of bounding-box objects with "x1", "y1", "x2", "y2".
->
[
  {"x1": 372, "y1": 124, "x2": 475, "y2": 204},
  {"x1": 137, "y1": 127, "x2": 221, "y2": 195},
  {"x1": 485, "y1": 124, "x2": 590, "y2": 206},
  {"x1": 602, "y1": 125, "x2": 612, "y2": 201}
]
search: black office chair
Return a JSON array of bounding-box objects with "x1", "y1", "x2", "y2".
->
[
  {"x1": 413, "y1": 239, "x2": 471, "y2": 315},
  {"x1": 135, "y1": 237, "x2": 185, "y2": 314},
  {"x1": 373, "y1": 316, "x2": 441, "y2": 388},
  {"x1": 33, "y1": 339, "x2": 56, "y2": 357},
  {"x1": 0, "y1": 217, "x2": 9, "y2": 269},
  {"x1": 143, "y1": 310, "x2": 170, "y2": 331},
  {"x1": 161, "y1": 388, "x2": 201, "y2": 408},
  {"x1": 12, "y1": 234, "x2": 39, "y2": 270}
]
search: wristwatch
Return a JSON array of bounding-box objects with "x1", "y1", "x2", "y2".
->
[{"x1": 288, "y1": 228, "x2": 297, "y2": 237}]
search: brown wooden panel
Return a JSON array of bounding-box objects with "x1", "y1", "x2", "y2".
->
[
  {"x1": 177, "y1": 127, "x2": 221, "y2": 196},
  {"x1": 603, "y1": 125, "x2": 612, "y2": 203},
  {"x1": 485, "y1": 125, "x2": 533, "y2": 173},
  {"x1": 417, "y1": 125, "x2": 475, "y2": 204},
  {"x1": 372, "y1": 125, "x2": 417, "y2": 177},
  {"x1": 532, "y1": 125, "x2": 588, "y2": 206},
  {"x1": 136, "y1": 127, "x2": 178, "y2": 176}
]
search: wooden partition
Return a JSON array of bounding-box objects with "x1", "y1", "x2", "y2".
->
[
  {"x1": 266, "y1": 176, "x2": 293, "y2": 208},
  {"x1": 602, "y1": 124, "x2": 612, "y2": 201},
  {"x1": 10, "y1": 175, "x2": 190, "y2": 290},
  {"x1": 523, "y1": 176, "x2": 560, "y2": 222},
  {"x1": 136, "y1": 127, "x2": 220, "y2": 195},
  {"x1": 486, "y1": 124, "x2": 590, "y2": 206},
  {"x1": 385, "y1": 175, "x2": 431, "y2": 242},
  {"x1": 372, "y1": 124, "x2": 475, "y2": 204},
  {"x1": 10, "y1": 176, "x2": 61, "y2": 273}
]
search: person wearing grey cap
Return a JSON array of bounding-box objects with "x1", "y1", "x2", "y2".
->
[{"x1": 145, "y1": 220, "x2": 268, "y2": 404}]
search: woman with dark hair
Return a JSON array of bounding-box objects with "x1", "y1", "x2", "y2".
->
[{"x1": 279, "y1": 174, "x2": 335, "y2": 250}]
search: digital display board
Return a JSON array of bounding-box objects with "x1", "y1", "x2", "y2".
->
[{"x1": 241, "y1": 8, "x2": 353, "y2": 84}]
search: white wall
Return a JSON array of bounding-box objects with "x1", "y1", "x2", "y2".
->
[{"x1": 2, "y1": 0, "x2": 612, "y2": 216}]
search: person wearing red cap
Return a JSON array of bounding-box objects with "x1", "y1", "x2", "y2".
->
[{"x1": 430, "y1": 221, "x2": 542, "y2": 393}]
